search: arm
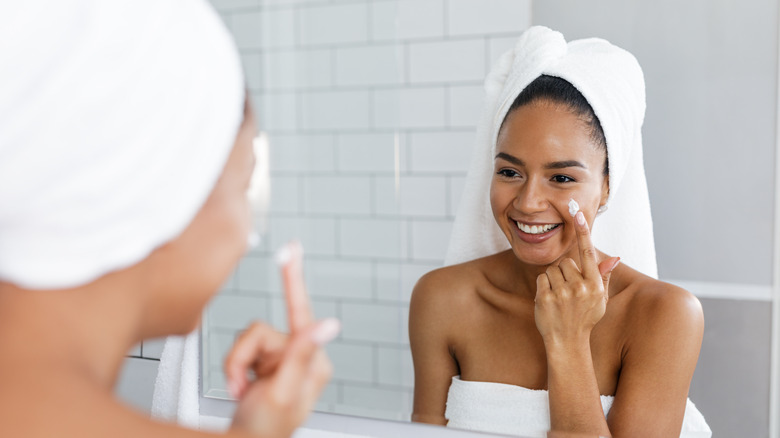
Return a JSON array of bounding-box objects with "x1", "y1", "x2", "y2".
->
[
  {"x1": 538, "y1": 210, "x2": 703, "y2": 437},
  {"x1": 606, "y1": 288, "x2": 704, "y2": 437},
  {"x1": 409, "y1": 272, "x2": 460, "y2": 425},
  {"x1": 545, "y1": 332, "x2": 611, "y2": 436},
  {"x1": 535, "y1": 211, "x2": 619, "y2": 437}
]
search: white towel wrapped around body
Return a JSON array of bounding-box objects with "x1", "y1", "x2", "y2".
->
[{"x1": 445, "y1": 377, "x2": 712, "y2": 438}]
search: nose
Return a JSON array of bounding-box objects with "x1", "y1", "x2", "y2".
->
[{"x1": 512, "y1": 179, "x2": 550, "y2": 214}]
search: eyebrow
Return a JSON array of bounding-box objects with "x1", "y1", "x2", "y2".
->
[{"x1": 494, "y1": 152, "x2": 587, "y2": 170}]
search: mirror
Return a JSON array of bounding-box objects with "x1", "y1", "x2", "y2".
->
[{"x1": 202, "y1": 1, "x2": 777, "y2": 436}]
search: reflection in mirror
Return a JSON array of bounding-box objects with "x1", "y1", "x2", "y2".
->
[
  {"x1": 409, "y1": 28, "x2": 712, "y2": 436},
  {"x1": 203, "y1": 0, "x2": 777, "y2": 437}
]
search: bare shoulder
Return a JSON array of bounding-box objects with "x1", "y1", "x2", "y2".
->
[
  {"x1": 409, "y1": 255, "x2": 498, "y2": 339},
  {"x1": 0, "y1": 356, "x2": 232, "y2": 438},
  {"x1": 617, "y1": 268, "x2": 704, "y2": 342},
  {"x1": 410, "y1": 256, "x2": 492, "y2": 312},
  {"x1": 0, "y1": 370, "x2": 198, "y2": 437},
  {"x1": 631, "y1": 277, "x2": 702, "y2": 322}
]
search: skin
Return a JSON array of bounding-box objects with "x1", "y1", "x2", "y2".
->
[
  {"x1": 0, "y1": 102, "x2": 334, "y2": 438},
  {"x1": 409, "y1": 101, "x2": 704, "y2": 437}
]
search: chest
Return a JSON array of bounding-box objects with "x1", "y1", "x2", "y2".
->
[{"x1": 453, "y1": 300, "x2": 626, "y2": 396}]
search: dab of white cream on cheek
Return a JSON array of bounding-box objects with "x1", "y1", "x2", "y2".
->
[{"x1": 568, "y1": 198, "x2": 580, "y2": 218}]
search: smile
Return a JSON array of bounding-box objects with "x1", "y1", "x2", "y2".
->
[{"x1": 516, "y1": 222, "x2": 561, "y2": 235}]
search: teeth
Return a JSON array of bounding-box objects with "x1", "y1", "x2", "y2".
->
[{"x1": 516, "y1": 221, "x2": 559, "y2": 235}]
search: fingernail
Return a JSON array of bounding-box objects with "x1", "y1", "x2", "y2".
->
[
  {"x1": 275, "y1": 244, "x2": 291, "y2": 266},
  {"x1": 612, "y1": 257, "x2": 621, "y2": 271},
  {"x1": 274, "y1": 241, "x2": 303, "y2": 266},
  {"x1": 247, "y1": 231, "x2": 260, "y2": 249},
  {"x1": 311, "y1": 318, "x2": 341, "y2": 345},
  {"x1": 575, "y1": 211, "x2": 586, "y2": 226},
  {"x1": 291, "y1": 240, "x2": 304, "y2": 258}
]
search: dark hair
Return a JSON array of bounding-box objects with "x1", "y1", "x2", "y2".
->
[{"x1": 500, "y1": 75, "x2": 608, "y2": 176}]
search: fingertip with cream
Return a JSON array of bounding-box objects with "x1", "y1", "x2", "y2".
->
[
  {"x1": 311, "y1": 318, "x2": 341, "y2": 345},
  {"x1": 275, "y1": 240, "x2": 304, "y2": 266},
  {"x1": 274, "y1": 245, "x2": 291, "y2": 266}
]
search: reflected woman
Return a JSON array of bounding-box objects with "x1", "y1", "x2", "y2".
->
[{"x1": 409, "y1": 26, "x2": 712, "y2": 438}]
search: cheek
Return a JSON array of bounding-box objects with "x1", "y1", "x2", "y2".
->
[
  {"x1": 225, "y1": 195, "x2": 252, "y2": 257},
  {"x1": 558, "y1": 182, "x2": 603, "y2": 211},
  {"x1": 199, "y1": 193, "x2": 252, "y2": 279},
  {"x1": 551, "y1": 188, "x2": 603, "y2": 238},
  {"x1": 489, "y1": 180, "x2": 512, "y2": 218}
]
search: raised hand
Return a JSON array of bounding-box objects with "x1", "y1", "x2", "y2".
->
[
  {"x1": 226, "y1": 241, "x2": 340, "y2": 437},
  {"x1": 534, "y1": 207, "x2": 620, "y2": 346}
]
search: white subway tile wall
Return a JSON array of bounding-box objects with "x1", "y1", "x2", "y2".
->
[
  {"x1": 199, "y1": 0, "x2": 531, "y2": 420},
  {"x1": 408, "y1": 39, "x2": 485, "y2": 83}
]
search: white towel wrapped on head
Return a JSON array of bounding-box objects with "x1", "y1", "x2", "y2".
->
[
  {"x1": 445, "y1": 26, "x2": 657, "y2": 278},
  {"x1": 0, "y1": 0, "x2": 245, "y2": 289}
]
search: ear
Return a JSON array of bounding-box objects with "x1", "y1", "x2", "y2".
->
[{"x1": 599, "y1": 174, "x2": 610, "y2": 208}]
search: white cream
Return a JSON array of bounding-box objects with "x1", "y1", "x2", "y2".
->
[{"x1": 568, "y1": 198, "x2": 580, "y2": 217}]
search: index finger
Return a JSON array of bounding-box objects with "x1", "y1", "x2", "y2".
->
[
  {"x1": 573, "y1": 210, "x2": 599, "y2": 279},
  {"x1": 276, "y1": 241, "x2": 314, "y2": 333}
]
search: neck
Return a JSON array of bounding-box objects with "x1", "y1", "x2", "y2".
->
[{"x1": 0, "y1": 273, "x2": 146, "y2": 388}]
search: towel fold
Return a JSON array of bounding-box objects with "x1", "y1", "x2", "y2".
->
[{"x1": 151, "y1": 331, "x2": 201, "y2": 429}]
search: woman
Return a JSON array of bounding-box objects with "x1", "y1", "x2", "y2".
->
[
  {"x1": 0, "y1": 1, "x2": 336, "y2": 437},
  {"x1": 409, "y1": 27, "x2": 711, "y2": 437}
]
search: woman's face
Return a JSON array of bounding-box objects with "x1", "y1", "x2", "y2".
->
[
  {"x1": 145, "y1": 102, "x2": 258, "y2": 335},
  {"x1": 490, "y1": 101, "x2": 609, "y2": 267}
]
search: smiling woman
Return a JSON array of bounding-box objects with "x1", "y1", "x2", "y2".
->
[{"x1": 409, "y1": 26, "x2": 712, "y2": 438}]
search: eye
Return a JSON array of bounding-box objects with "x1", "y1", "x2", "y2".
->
[
  {"x1": 497, "y1": 169, "x2": 520, "y2": 178},
  {"x1": 551, "y1": 174, "x2": 575, "y2": 183}
]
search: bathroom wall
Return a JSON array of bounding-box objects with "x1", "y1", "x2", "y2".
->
[{"x1": 116, "y1": 1, "x2": 778, "y2": 437}]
